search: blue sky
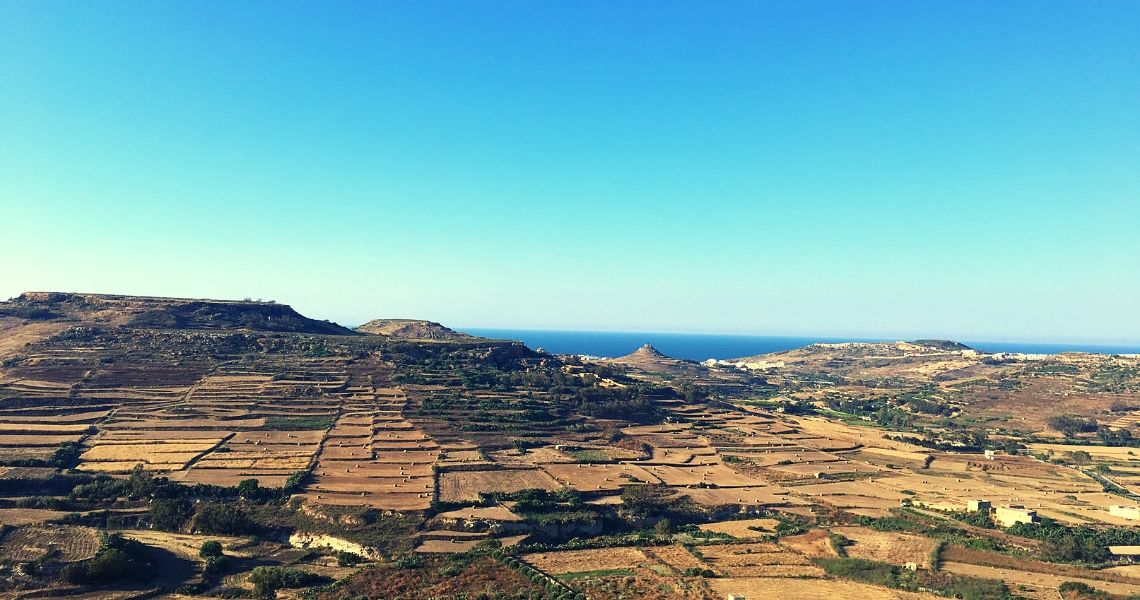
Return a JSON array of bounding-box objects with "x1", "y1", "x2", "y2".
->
[{"x1": 1, "y1": 2, "x2": 1138, "y2": 342}]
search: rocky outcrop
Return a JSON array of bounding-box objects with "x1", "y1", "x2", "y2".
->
[{"x1": 288, "y1": 532, "x2": 380, "y2": 559}]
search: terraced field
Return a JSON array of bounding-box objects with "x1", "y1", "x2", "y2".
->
[{"x1": 3, "y1": 293, "x2": 1140, "y2": 599}]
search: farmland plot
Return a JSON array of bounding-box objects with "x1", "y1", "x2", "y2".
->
[
  {"x1": 700, "y1": 542, "x2": 824, "y2": 578},
  {"x1": 523, "y1": 547, "x2": 651, "y2": 575},
  {"x1": 0, "y1": 525, "x2": 101, "y2": 562},
  {"x1": 438, "y1": 468, "x2": 561, "y2": 502}
]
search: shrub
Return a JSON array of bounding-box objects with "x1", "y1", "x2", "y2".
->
[
  {"x1": 237, "y1": 479, "x2": 261, "y2": 500},
  {"x1": 394, "y1": 553, "x2": 421, "y2": 569},
  {"x1": 1058, "y1": 581, "x2": 1110, "y2": 598},
  {"x1": 199, "y1": 540, "x2": 224, "y2": 558},
  {"x1": 337, "y1": 551, "x2": 364, "y2": 567},
  {"x1": 828, "y1": 532, "x2": 853, "y2": 557},
  {"x1": 204, "y1": 555, "x2": 230, "y2": 577},
  {"x1": 248, "y1": 566, "x2": 325, "y2": 599}
]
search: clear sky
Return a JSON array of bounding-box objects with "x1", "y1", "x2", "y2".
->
[{"x1": 1, "y1": 2, "x2": 1138, "y2": 343}]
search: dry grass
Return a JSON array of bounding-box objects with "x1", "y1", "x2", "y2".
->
[
  {"x1": 523, "y1": 547, "x2": 650, "y2": 575},
  {"x1": 0, "y1": 321, "x2": 68, "y2": 361},
  {"x1": 780, "y1": 529, "x2": 838, "y2": 558},
  {"x1": 0, "y1": 526, "x2": 101, "y2": 562},
  {"x1": 119, "y1": 529, "x2": 253, "y2": 560},
  {"x1": 0, "y1": 423, "x2": 91, "y2": 434},
  {"x1": 415, "y1": 539, "x2": 481, "y2": 553},
  {"x1": 82, "y1": 442, "x2": 218, "y2": 459},
  {"x1": 699, "y1": 542, "x2": 823, "y2": 577},
  {"x1": 644, "y1": 545, "x2": 707, "y2": 572},
  {"x1": 540, "y1": 463, "x2": 663, "y2": 490},
  {"x1": 0, "y1": 508, "x2": 70, "y2": 526},
  {"x1": 438, "y1": 469, "x2": 561, "y2": 502},
  {"x1": 708, "y1": 577, "x2": 936, "y2": 599},
  {"x1": 832, "y1": 526, "x2": 940, "y2": 567},
  {"x1": 698, "y1": 518, "x2": 779, "y2": 538}
]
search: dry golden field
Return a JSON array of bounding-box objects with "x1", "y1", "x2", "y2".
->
[
  {"x1": 523, "y1": 547, "x2": 651, "y2": 574},
  {"x1": 0, "y1": 525, "x2": 101, "y2": 562},
  {"x1": 708, "y1": 577, "x2": 938, "y2": 599},
  {"x1": 438, "y1": 469, "x2": 561, "y2": 502}
]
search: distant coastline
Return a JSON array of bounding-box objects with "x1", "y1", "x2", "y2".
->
[{"x1": 463, "y1": 328, "x2": 1140, "y2": 361}]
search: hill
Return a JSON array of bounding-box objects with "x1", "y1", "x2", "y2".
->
[
  {"x1": 356, "y1": 318, "x2": 472, "y2": 340},
  {"x1": 912, "y1": 339, "x2": 974, "y2": 351},
  {"x1": 604, "y1": 343, "x2": 702, "y2": 374},
  {"x1": 0, "y1": 292, "x2": 358, "y2": 335}
]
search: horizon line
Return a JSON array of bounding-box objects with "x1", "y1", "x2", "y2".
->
[{"x1": 454, "y1": 325, "x2": 1140, "y2": 350}]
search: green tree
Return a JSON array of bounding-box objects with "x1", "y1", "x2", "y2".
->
[
  {"x1": 237, "y1": 478, "x2": 260, "y2": 499},
  {"x1": 149, "y1": 498, "x2": 193, "y2": 531},
  {"x1": 199, "y1": 540, "x2": 223, "y2": 559}
]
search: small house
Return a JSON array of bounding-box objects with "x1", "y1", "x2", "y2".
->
[{"x1": 995, "y1": 504, "x2": 1038, "y2": 527}]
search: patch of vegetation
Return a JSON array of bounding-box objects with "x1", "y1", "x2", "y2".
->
[
  {"x1": 620, "y1": 484, "x2": 708, "y2": 524},
  {"x1": 1025, "y1": 363, "x2": 1080, "y2": 375},
  {"x1": 816, "y1": 557, "x2": 1009, "y2": 599},
  {"x1": 1057, "y1": 581, "x2": 1112, "y2": 599},
  {"x1": 61, "y1": 533, "x2": 155, "y2": 585},
  {"x1": 264, "y1": 415, "x2": 336, "y2": 430},
  {"x1": 1047, "y1": 415, "x2": 1099, "y2": 437},
  {"x1": 150, "y1": 498, "x2": 195, "y2": 530},
  {"x1": 249, "y1": 566, "x2": 328, "y2": 599},
  {"x1": 829, "y1": 532, "x2": 853, "y2": 557},
  {"x1": 571, "y1": 449, "x2": 610, "y2": 463},
  {"x1": 192, "y1": 503, "x2": 260, "y2": 536},
  {"x1": 1007, "y1": 517, "x2": 1140, "y2": 564},
  {"x1": 337, "y1": 551, "x2": 365, "y2": 567},
  {"x1": 949, "y1": 509, "x2": 997, "y2": 529},
  {"x1": 0, "y1": 305, "x2": 63, "y2": 320}
]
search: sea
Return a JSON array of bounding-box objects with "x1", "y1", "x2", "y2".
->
[{"x1": 462, "y1": 328, "x2": 1140, "y2": 361}]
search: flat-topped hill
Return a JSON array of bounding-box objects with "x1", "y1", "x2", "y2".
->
[
  {"x1": 357, "y1": 318, "x2": 472, "y2": 340},
  {"x1": 1, "y1": 292, "x2": 358, "y2": 335}
]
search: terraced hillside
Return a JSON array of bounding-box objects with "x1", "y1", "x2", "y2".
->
[{"x1": 4, "y1": 293, "x2": 1140, "y2": 600}]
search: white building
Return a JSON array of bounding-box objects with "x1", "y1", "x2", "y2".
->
[
  {"x1": 995, "y1": 505, "x2": 1038, "y2": 527},
  {"x1": 1110, "y1": 505, "x2": 1140, "y2": 521}
]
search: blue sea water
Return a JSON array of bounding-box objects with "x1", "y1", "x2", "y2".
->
[{"x1": 462, "y1": 328, "x2": 1140, "y2": 361}]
